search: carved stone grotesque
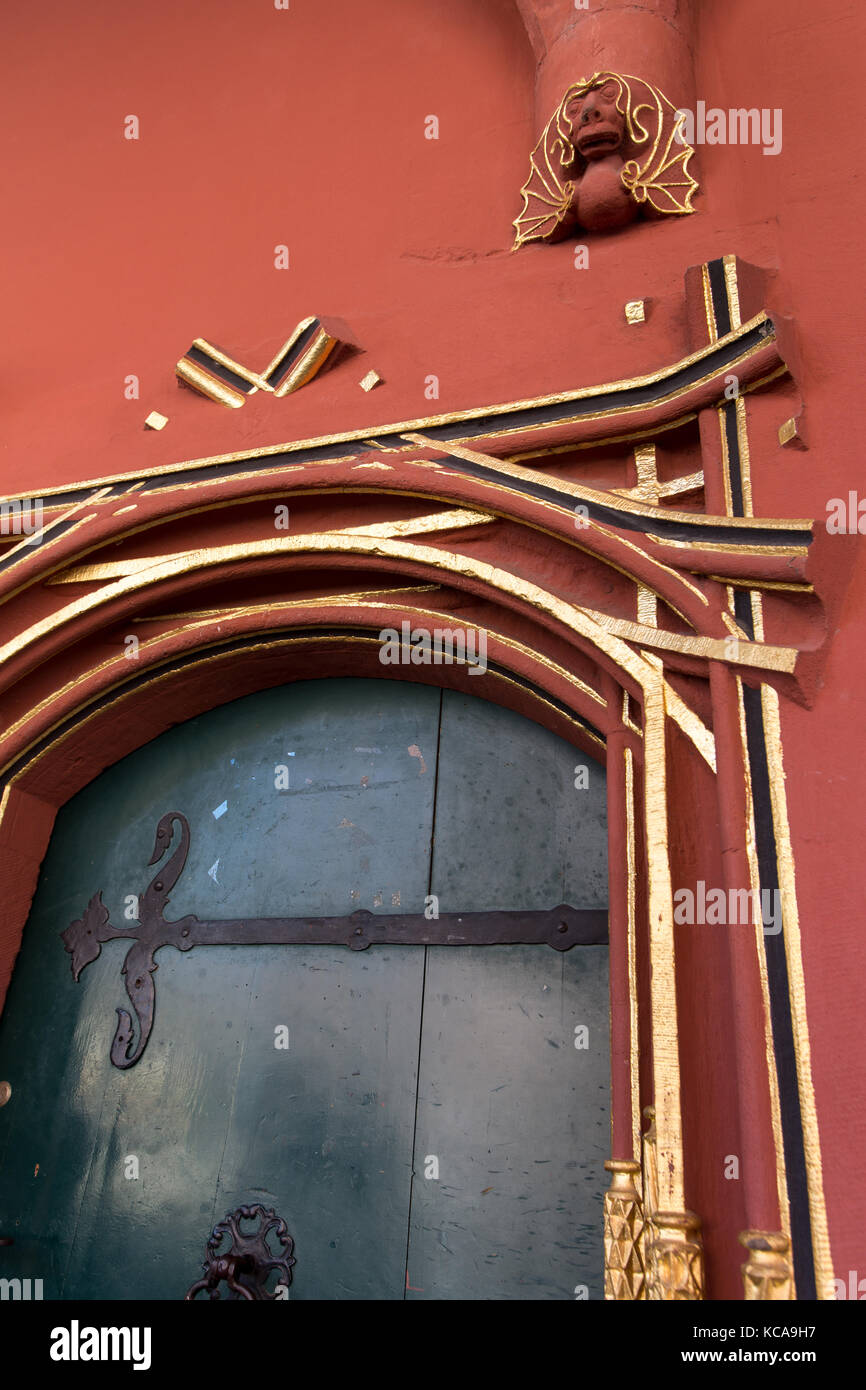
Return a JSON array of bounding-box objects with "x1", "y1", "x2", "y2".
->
[{"x1": 513, "y1": 71, "x2": 698, "y2": 247}]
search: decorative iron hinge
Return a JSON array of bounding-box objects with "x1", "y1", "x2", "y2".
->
[{"x1": 62, "y1": 811, "x2": 607, "y2": 1068}]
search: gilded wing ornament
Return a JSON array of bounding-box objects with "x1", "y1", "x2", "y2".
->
[
  {"x1": 511, "y1": 106, "x2": 577, "y2": 249},
  {"x1": 512, "y1": 71, "x2": 698, "y2": 248}
]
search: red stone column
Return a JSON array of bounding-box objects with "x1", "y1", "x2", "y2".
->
[
  {"x1": 520, "y1": 0, "x2": 698, "y2": 124},
  {"x1": 605, "y1": 726, "x2": 640, "y2": 1161},
  {"x1": 0, "y1": 787, "x2": 56, "y2": 1012},
  {"x1": 709, "y1": 660, "x2": 785, "y2": 1235}
]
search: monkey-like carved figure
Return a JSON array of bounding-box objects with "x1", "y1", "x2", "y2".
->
[{"x1": 513, "y1": 72, "x2": 698, "y2": 247}]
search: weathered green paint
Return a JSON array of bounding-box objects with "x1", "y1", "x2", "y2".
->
[
  {"x1": 408, "y1": 694, "x2": 609, "y2": 1300},
  {"x1": 0, "y1": 679, "x2": 608, "y2": 1300},
  {"x1": 406, "y1": 945, "x2": 610, "y2": 1300},
  {"x1": 430, "y1": 690, "x2": 608, "y2": 913}
]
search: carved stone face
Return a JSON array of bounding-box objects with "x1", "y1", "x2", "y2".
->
[{"x1": 572, "y1": 83, "x2": 625, "y2": 161}]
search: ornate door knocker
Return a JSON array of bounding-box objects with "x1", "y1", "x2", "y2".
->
[{"x1": 184, "y1": 1205, "x2": 296, "y2": 1300}]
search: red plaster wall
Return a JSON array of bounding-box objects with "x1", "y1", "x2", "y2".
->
[
  {"x1": 3, "y1": 0, "x2": 865, "y2": 1293},
  {"x1": 692, "y1": 0, "x2": 866, "y2": 1294}
]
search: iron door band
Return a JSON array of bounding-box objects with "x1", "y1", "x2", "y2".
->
[{"x1": 61, "y1": 811, "x2": 608, "y2": 1069}]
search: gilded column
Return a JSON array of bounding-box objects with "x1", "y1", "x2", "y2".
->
[
  {"x1": 647, "y1": 1212, "x2": 704, "y2": 1300},
  {"x1": 641, "y1": 1105, "x2": 704, "y2": 1300},
  {"x1": 740, "y1": 1232, "x2": 794, "y2": 1301},
  {"x1": 641, "y1": 675, "x2": 704, "y2": 1299},
  {"x1": 603, "y1": 1159, "x2": 645, "y2": 1300}
]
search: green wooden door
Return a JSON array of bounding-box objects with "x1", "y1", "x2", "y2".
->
[{"x1": 0, "y1": 679, "x2": 609, "y2": 1300}]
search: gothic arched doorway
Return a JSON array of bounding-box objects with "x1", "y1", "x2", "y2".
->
[{"x1": 0, "y1": 677, "x2": 609, "y2": 1300}]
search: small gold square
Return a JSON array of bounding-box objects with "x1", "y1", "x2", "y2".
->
[
  {"x1": 778, "y1": 417, "x2": 806, "y2": 448},
  {"x1": 625, "y1": 301, "x2": 646, "y2": 324},
  {"x1": 778, "y1": 418, "x2": 796, "y2": 445},
  {"x1": 359, "y1": 370, "x2": 382, "y2": 392},
  {"x1": 144, "y1": 410, "x2": 169, "y2": 431}
]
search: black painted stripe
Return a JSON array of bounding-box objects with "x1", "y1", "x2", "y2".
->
[
  {"x1": 742, "y1": 685, "x2": 816, "y2": 1299},
  {"x1": 266, "y1": 320, "x2": 321, "y2": 387},
  {"x1": 108, "y1": 479, "x2": 144, "y2": 497},
  {"x1": 423, "y1": 321, "x2": 770, "y2": 444},
  {"x1": 733, "y1": 588, "x2": 754, "y2": 640},
  {"x1": 707, "y1": 259, "x2": 732, "y2": 339},
  {"x1": 0, "y1": 626, "x2": 606, "y2": 786},
  {"x1": 5, "y1": 440, "x2": 810, "y2": 580},
  {"x1": 0, "y1": 518, "x2": 80, "y2": 574},
  {"x1": 142, "y1": 439, "x2": 370, "y2": 490},
  {"x1": 185, "y1": 345, "x2": 255, "y2": 395},
  {"x1": 722, "y1": 400, "x2": 745, "y2": 517},
  {"x1": 436, "y1": 449, "x2": 809, "y2": 550},
  {"x1": 707, "y1": 261, "x2": 744, "y2": 518}
]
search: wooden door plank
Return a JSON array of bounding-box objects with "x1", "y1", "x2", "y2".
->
[
  {"x1": 406, "y1": 944, "x2": 610, "y2": 1299},
  {"x1": 210, "y1": 944, "x2": 425, "y2": 1299},
  {"x1": 429, "y1": 691, "x2": 607, "y2": 912},
  {"x1": 404, "y1": 689, "x2": 610, "y2": 1298},
  {"x1": 194, "y1": 678, "x2": 441, "y2": 1299}
]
